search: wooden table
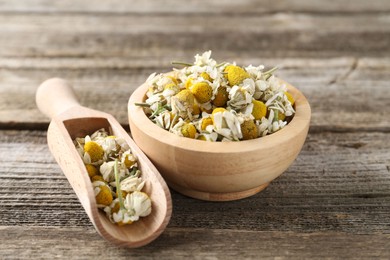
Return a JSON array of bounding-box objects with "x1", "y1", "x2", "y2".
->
[{"x1": 1, "y1": 1, "x2": 390, "y2": 258}]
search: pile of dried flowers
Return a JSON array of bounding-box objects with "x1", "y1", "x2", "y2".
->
[
  {"x1": 137, "y1": 51, "x2": 295, "y2": 142},
  {"x1": 74, "y1": 128, "x2": 151, "y2": 225}
]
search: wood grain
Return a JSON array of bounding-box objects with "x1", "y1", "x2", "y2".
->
[
  {"x1": 1, "y1": 57, "x2": 389, "y2": 131},
  {"x1": 0, "y1": 0, "x2": 390, "y2": 257},
  {"x1": 1, "y1": 130, "x2": 389, "y2": 231},
  {"x1": 1, "y1": 227, "x2": 389, "y2": 259},
  {"x1": 0, "y1": 14, "x2": 388, "y2": 58},
  {"x1": 0, "y1": 0, "x2": 389, "y2": 14},
  {"x1": 1, "y1": 130, "x2": 389, "y2": 257}
]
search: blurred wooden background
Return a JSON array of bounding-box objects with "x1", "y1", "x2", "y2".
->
[{"x1": 0, "y1": 0, "x2": 389, "y2": 258}]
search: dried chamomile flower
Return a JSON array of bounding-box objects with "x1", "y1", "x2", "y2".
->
[
  {"x1": 74, "y1": 129, "x2": 152, "y2": 226},
  {"x1": 86, "y1": 164, "x2": 98, "y2": 178},
  {"x1": 251, "y1": 100, "x2": 267, "y2": 120},
  {"x1": 227, "y1": 85, "x2": 253, "y2": 110},
  {"x1": 224, "y1": 65, "x2": 250, "y2": 87},
  {"x1": 212, "y1": 109, "x2": 243, "y2": 141},
  {"x1": 136, "y1": 51, "x2": 295, "y2": 142},
  {"x1": 212, "y1": 86, "x2": 229, "y2": 107},
  {"x1": 200, "y1": 72, "x2": 213, "y2": 82},
  {"x1": 113, "y1": 191, "x2": 152, "y2": 223},
  {"x1": 194, "y1": 50, "x2": 216, "y2": 67},
  {"x1": 201, "y1": 117, "x2": 213, "y2": 131},
  {"x1": 185, "y1": 77, "x2": 194, "y2": 89},
  {"x1": 93, "y1": 181, "x2": 113, "y2": 207},
  {"x1": 163, "y1": 83, "x2": 180, "y2": 99},
  {"x1": 191, "y1": 82, "x2": 213, "y2": 104},
  {"x1": 100, "y1": 161, "x2": 116, "y2": 182},
  {"x1": 284, "y1": 91, "x2": 295, "y2": 106},
  {"x1": 181, "y1": 123, "x2": 197, "y2": 139},
  {"x1": 196, "y1": 132, "x2": 218, "y2": 142},
  {"x1": 192, "y1": 102, "x2": 201, "y2": 116},
  {"x1": 241, "y1": 120, "x2": 258, "y2": 140},
  {"x1": 171, "y1": 89, "x2": 195, "y2": 119},
  {"x1": 91, "y1": 175, "x2": 105, "y2": 182},
  {"x1": 84, "y1": 141, "x2": 104, "y2": 162},
  {"x1": 155, "y1": 111, "x2": 174, "y2": 130},
  {"x1": 122, "y1": 150, "x2": 137, "y2": 168},
  {"x1": 120, "y1": 175, "x2": 145, "y2": 193}
]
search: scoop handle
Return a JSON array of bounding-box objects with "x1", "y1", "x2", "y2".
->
[{"x1": 36, "y1": 78, "x2": 81, "y2": 119}]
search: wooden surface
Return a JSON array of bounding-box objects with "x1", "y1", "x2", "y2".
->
[{"x1": 0, "y1": 0, "x2": 389, "y2": 258}]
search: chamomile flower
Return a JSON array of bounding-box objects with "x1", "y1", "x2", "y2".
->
[
  {"x1": 194, "y1": 50, "x2": 217, "y2": 67},
  {"x1": 171, "y1": 89, "x2": 195, "y2": 119},
  {"x1": 93, "y1": 181, "x2": 113, "y2": 207},
  {"x1": 113, "y1": 191, "x2": 152, "y2": 224},
  {"x1": 84, "y1": 141, "x2": 104, "y2": 163},
  {"x1": 224, "y1": 65, "x2": 250, "y2": 87},
  {"x1": 212, "y1": 86, "x2": 229, "y2": 107},
  {"x1": 120, "y1": 175, "x2": 145, "y2": 193},
  {"x1": 155, "y1": 111, "x2": 174, "y2": 130},
  {"x1": 191, "y1": 82, "x2": 213, "y2": 104},
  {"x1": 121, "y1": 150, "x2": 137, "y2": 169},
  {"x1": 212, "y1": 109, "x2": 243, "y2": 141},
  {"x1": 227, "y1": 85, "x2": 253, "y2": 110},
  {"x1": 241, "y1": 120, "x2": 258, "y2": 140},
  {"x1": 181, "y1": 123, "x2": 197, "y2": 139},
  {"x1": 74, "y1": 128, "x2": 152, "y2": 225},
  {"x1": 136, "y1": 51, "x2": 296, "y2": 141}
]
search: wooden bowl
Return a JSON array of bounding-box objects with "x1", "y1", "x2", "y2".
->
[{"x1": 128, "y1": 77, "x2": 311, "y2": 201}]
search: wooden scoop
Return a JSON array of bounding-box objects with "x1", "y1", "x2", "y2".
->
[{"x1": 36, "y1": 78, "x2": 172, "y2": 248}]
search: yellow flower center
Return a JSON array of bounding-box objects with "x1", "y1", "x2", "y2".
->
[
  {"x1": 197, "y1": 135, "x2": 207, "y2": 141},
  {"x1": 191, "y1": 82, "x2": 213, "y2": 104},
  {"x1": 212, "y1": 86, "x2": 228, "y2": 107},
  {"x1": 91, "y1": 175, "x2": 105, "y2": 182},
  {"x1": 278, "y1": 112, "x2": 286, "y2": 121},
  {"x1": 211, "y1": 107, "x2": 226, "y2": 124},
  {"x1": 200, "y1": 72, "x2": 213, "y2": 82},
  {"x1": 224, "y1": 65, "x2": 250, "y2": 86},
  {"x1": 175, "y1": 89, "x2": 195, "y2": 107},
  {"x1": 181, "y1": 123, "x2": 197, "y2": 139},
  {"x1": 167, "y1": 75, "x2": 179, "y2": 85},
  {"x1": 124, "y1": 155, "x2": 136, "y2": 168},
  {"x1": 84, "y1": 141, "x2": 104, "y2": 162},
  {"x1": 111, "y1": 201, "x2": 120, "y2": 214},
  {"x1": 284, "y1": 91, "x2": 295, "y2": 106},
  {"x1": 240, "y1": 120, "x2": 258, "y2": 140},
  {"x1": 95, "y1": 184, "x2": 113, "y2": 206},
  {"x1": 251, "y1": 100, "x2": 267, "y2": 120},
  {"x1": 86, "y1": 164, "x2": 98, "y2": 178},
  {"x1": 185, "y1": 78, "x2": 193, "y2": 89},
  {"x1": 192, "y1": 103, "x2": 201, "y2": 115},
  {"x1": 201, "y1": 117, "x2": 213, "y2": 130}
]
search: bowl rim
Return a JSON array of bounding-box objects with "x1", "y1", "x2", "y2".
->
[{"x1": 128, "y1": 76, "x2": 311, "y2": 154}]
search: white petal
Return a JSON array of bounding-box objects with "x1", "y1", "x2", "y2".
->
[
  {"x1": 125, "y1": 191, "x2": 152, "y2": 217},
  {"x1": 83, "y1": 152, "x2": 91, "y2": 164},
  {"x1": 100, "y1": 161, "x2": 115, "y2": 182},
  {"x1": 213, "y1": 112, "x2": 223, "y2": 129}
]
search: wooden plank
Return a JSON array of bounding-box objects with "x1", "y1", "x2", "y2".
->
[
  {"x1": 1, "y1": 129, "x2": 389, "y2": 257},
  {"x1": 1, "y1": 130, "x2": 389, "y2": 233},
  {"x1": 0, "y1": 226, "x2": 389, "y2": 259},
  {"x1": 0, "y1": 0, "x2": 389, "y2": 14},
  {"x1": 0, "y1": 14, "x2": 389, "y2": 58},
  {"x1": 0, "y1": 57, "x2": 389, "y2": 131}
]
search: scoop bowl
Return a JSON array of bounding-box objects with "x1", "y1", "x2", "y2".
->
[{"x1": 36, "y1": 78, "x2": 172, "y2": 247}]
